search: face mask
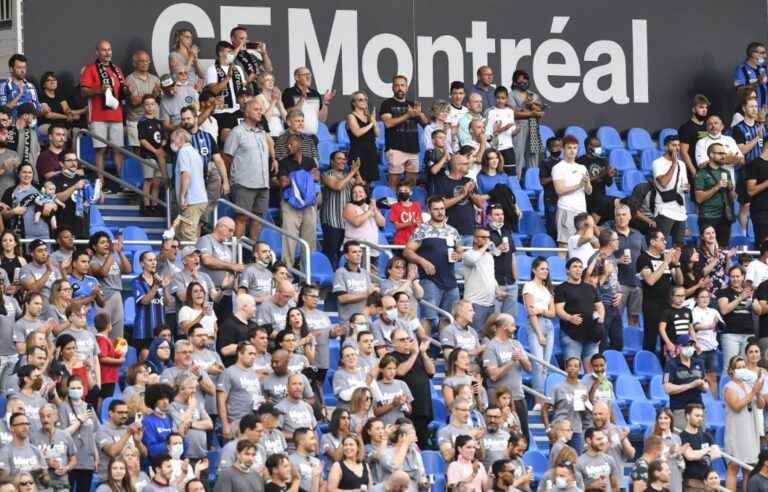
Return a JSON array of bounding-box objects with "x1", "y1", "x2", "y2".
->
[
  {"x1": 385, "y1": 308, "x2": 398, "y2": 321},
  {"x1": 170, "y1": 142, "x2": 180, "y2": 153},
  {"x1": 224, "y1": 53, "x2": 236, "y2": 65},
  {"x1": 353, "y1": 323, "x2": 367, "y2": 332},
  {"x1": 758, "y1": 58, "x2": 766, "y2": 65},
  {"x1": 30, "y1": 119, "x2": 37, "y2": 128},
  {"x1": 735, "y1": 368, "x2": 756, "y2": 384},
  {"x1": 550, "y1": 150, "x2": 562, "y2": 159},
  {"x1": 68, "y1": 388, "x2": 83, "y2": 400},
  {"x1": 489, "y1": 220, "x2": 504, "y2": 230},
  {"x1": 154, "y1": 406, "x2": 166, "y2": 417},
  {"x1": 592, "y1": 147, "x2": 603, "y2": 156},
  {"x1": 681, "y1": 346, "x2": 696, "y2": 358},
  {"x1": 517, "y1": 82, "x2": 530, "y2": 91},
  {"x1": 351, "y1": 198, "x2": 367, "y2": 206},
  {"x1": 397, "y1": 192, "x2": 411, "y2": 202},
  {"x1": 169, "y1": 444, "x2": 184, "y2": 459},
  {"x1": 555, "y1": 477, "x2": 568, "y2": 489}
]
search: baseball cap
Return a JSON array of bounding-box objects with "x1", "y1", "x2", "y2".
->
[
  {"x1": 28, "y1": 239, "x2": 48, "y2": 253},
  {"x1": 160, "y1": 74, "x2": 175, "y2": 88},
  {"x1": 181, "y1": 246, "x2": 200, "y2": 258}
]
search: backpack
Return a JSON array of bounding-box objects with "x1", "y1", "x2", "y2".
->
[{"x1": 281, "y1": 169, "x2": 320, "y2": 210}]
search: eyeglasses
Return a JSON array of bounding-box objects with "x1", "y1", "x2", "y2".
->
[
  {"x1": 12, "y1": 421, "x2": 30, "y2": 427},
  {"x1": 19, "y1": 481, "x2": 33, "y2": 486},
  {"x1": 475, "y1": 235, "x2": 491, "y2": 239},
  {"x1": 394, "y1": 337, "x2": 410, "y2": 342}
]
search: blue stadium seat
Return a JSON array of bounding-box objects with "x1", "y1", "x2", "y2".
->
[
  {"x1": 516, "y1": 254, "x2": 532, "y2": 280},
  {"x1": 259, "y1": 228, "x2": 283, "y2": 259},
  {"x1": 523, "y1": 450, "x2": 549, "y2": 481},
  {"x1": 544, "y1": 372, "x2": 566, "y2": 398},
  {"x1": 548, "y1": 256, "x2": 567, "y2": 283},
  {"x1": 605, "y1": 181, "x2": 626, "y2": 199},
  {"x1": 123, "y1": 296, "x2": 135, "y2": 329},
  {"x1": 372, "y1": 185, "x2": 396, "y2": 201},
  {"x1": 328, "y1": 339, "x2": 340, "y2": 370},
  {"x1": 633, "y1": 350, "x2": 663, "y2": 384},
  {"x1": 718, "y1": 375, "x2": 731, "y2": 398},
  {"x1": 539, "y1": 125, "x2": 555, "y2": 150},
  {"x1": 317, "y1": 122, "x2": 334, "y2": 142},
  {"x1": 90, "y1": 206, "x2": 105, "y2": 227},
  {"x1": 336, "y1": 120, "x2": 350, "y2": 149},
  {"x1": 703, "y1": 399, "x2": 725, "y2": 432},
  {"x1": 100, "y1": 397, "x2": 115, "y2": 423},
  {"x1": 604, "y1": 350, "x2": 632, "y2": 379},
  {"x1": 121, "y1": 157, "x2": 144, "y2": 190},
  {"x1": 611, "y1": 400, "x2": 632, "y2": 429},
  {"x1": 122, "y1": 225, "x2": 149, "y2": 251},
  {"x1": 514, "y1": 189, "x2": 534, "y2": 213},
  {"x1": 609, "y1": 148, "x2": 637, "y2": 173},
  {"x1": 687, "y1": 214, "x2": 700, "y2": 239},
  {"x1": 79, "y1": 134, "x2": 95, "y2": 163},
  {"x1": 119, "y1": 345, "x2": 137, "y2": 382},
  {"x1": 614, "y1": 374, "x2": 648, "y2": 408},
  {"x1": 649, "y1": 374, "x2": 670, "y2": 407},
  {"x1": 520, "y1": 212, "x2": 546, "y2": 236},
  {"x1": 0, "y1": 394, "x2": 6, "y2": 418},
  {"x1": 422, "y1": 450, "x2": 446, "y2": 476},
  {"x1": 323, "y1": 370, "x2": 337, "y2": 406},
  {"x1": 621, "y1": 170, "x2": 646, "y2": 193},
  {"x1": 524, "y1": 167, "x2": 543, "y2": 192},
  {"x1": 597, "y1": 126, "x2": 624, "y2": 153},
  {"x1": 627, "y1": 128, "x2": 655, "y2": 155},
  {"x1": 310, "y1": 251, "x2": 334, "y2": 287},
  {"x1": 318, "y1": 140, "x2": 342, "y2": 169},
  {"x1": 629, "y1": 400, "x2": 657, "y2": 431},
  {"x1": 207, "y1": 450, "x2": 221, "y2": 482},
  {"x1": 640, "y1": 148, "x2": 662, "y2": 175},
  {"x1": 564, "y1": 126, "x2": 588, "y2": 156},
  {"x1": 622, "y1": 327, "x2": 642, "y2": 356},
  {"x1": 658, "y1": 128, "x2": 678, "y2": 151},
  {"x1": 530, "y1": 233, "x2": 558, "y2": 257},
  {"x1": 376, "y1": 121, "x2": 385, "y2": 150}
]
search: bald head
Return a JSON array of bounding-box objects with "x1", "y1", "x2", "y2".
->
[
  {"x1": 271, "y1": 349, "x2": 289, "y2": 375},
  {"x1": 214, "y1": 217, "x2": 235, "y2": 240},
  {"x1": 235, "y1": 293, "x2": 256, "y2": 320},
  {"x1": 275, "y1": 280, "x2": 295, "y2": 305},
  {"x1": 385, "y1": 471, "x2": 411, "y2": 491},
  {"x1": 96, "y1": 40, "x2": 113, "y2": 63},
  {"x1": 592, "y1": 400, "x2": 610, "y2": 427}
]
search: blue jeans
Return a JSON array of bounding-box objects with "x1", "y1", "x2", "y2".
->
[
  {"x1": 528, "y1": 317, "x2": 555, "y2": 393},
  {"x1": 497, "y1": 283, "x2": 519, "y2": 316},
  {"x1": 472, "y1": 303, "x2": 496, "y2": 333},
  {"x1": 600, "y1": 304, "x2": 624, "y2": 352},
  {"x1": 420, "y1": 278, "x2": 460, "y2": 322},
  {"x1": 561, "y1": 330, "x2": 599, "y2": 364}
]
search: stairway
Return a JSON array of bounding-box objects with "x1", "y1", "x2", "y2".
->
[{"x1": 96, "y1": 192, "x2": 168, "y2": 241}]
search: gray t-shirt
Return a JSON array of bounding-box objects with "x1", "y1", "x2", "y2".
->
[
  {"x1": 217, "y1": 364, "x2": 264, "y2": 422},
  {"x1": 170, "y1": 270, "x2": 215, "y2": 309},
  {"x1": 260, "y1": 428, "x2": 287, "y2": 457},
  {"x1": 749, "y1": 473, "x2": 768, "y2": 492},
  {"x1": 49, "y1": 249, "x2": 73, "y2": 270},
  {"x1": 332, "y1": 266, "x2": 373, "y2": 322},
  {"x1": 370, "y1": 318, "x2": 400, "y2": 351},
  {"x1": 125, "y1": 72, "x2": 161, "y2": 122},
  {"x1": 0, "y1": 296, "x2": 20, "y2": 356},
  {"x1": 576, "y1": 452, "x2": 620, "y2": 492},
  {"x1": 143, "y1": 481, "x2": 179, "y2": 492},
  {"x1": 436, "y1": 422, "x2": 474, "y2": 449},
  {"x1": 213, "y1": 465, "x2": 265, "y2": 492},
  {"x1": 254, "y1": 299, "x2": 293, "y2": 332},
  {"x1": 596, "y1": 422, "x2": 629, "y2": 467},
  {"x1": 196, "y1": 235, "x2": 234, "y2": 294},
  {"x1": 380, "y1": 444, "x2": 425, "y2": 484},
  {"x1": 262, "y1": 372, "x2": 313, "y2": 404},
  {"x1": 482, "y1": 337, "x2": 526, "y2": 399},
  {"x1": 95, "y1": 423, "x2": 136, "y2": 480},
  {"x1": 58, "y1": 328, "x2": 99, "y2": 362},
  {"x1": 159, "y1": 365, "x2": 212, "y2": 408},
  {"x1": 19, "y1": 261, "x2": 61, "y2": 302},
  {"x1": 30, "y1": 428, "x2": 76, "y2": 477},
  {"x1": 375, "y1": 379, "x2": 413, "y2": 425},
  {"x1": 57, "y1": 399, "x2": 100, "y2": 470},
  {"x1": 0, "y1": 440, "x2": 46, "y2": 475},
  {"x1": 482, "y1": 428, "x2": 511, "y2": 470},
  {"x1": 440, "y1": 322, "x2": 479, "y2": 352},
  {"x1": 160, "y1": 85, "x2": 198, "y2": 126},
  {"x1": 289, "y1": 452, "x2": 321, "y2": 492},
  {"x1": 13, "y1": 317, "x2": 43, "y2": 345},
  {"x1": 191, "y1": 348, "x2": 224, "y2": 415},
  {"x1": 223, "y1": 123, "x2": 271, "y2": 190},
  {"x1": 15, "y1": 392, "x2": 47, "y2": 431},
  {"x1": 552, "y1": 381, "x2": 591, "y2": 433},
  {"x1": 169, "y1": 398, "x2": 210, "y2": 459},
  {"x1": 89, "y1": 253, "x2": 123, "y2": 295},
  {"x1": 218, "y1": 438, "x2": 267, "y2": 474},
  {"x1": 302, "y1": 307, "x2": 333, "y2": 369},
  {"x1": 238, "y1": 264, "x2": 273, "y2": 299},
  {"x1": 276, "y1": 399, "x2": 317, "y2": 448},
  {"x1": 332, "y1": 366, "x2": 368, "y2": 406}
]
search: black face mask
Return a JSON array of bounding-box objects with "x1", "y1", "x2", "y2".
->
[
  {"x1": 397, "y1": 192, "x2": 411, "y2": 202},
  {"x1": 351, "y1": 198, "x2": 368, "y2": 206},
  {"x1": 517, "y1": 81, "x2": 530, "y2": 91},
  {"x1": 550, "y1": 150, "x2": 562, "y2": 158}
]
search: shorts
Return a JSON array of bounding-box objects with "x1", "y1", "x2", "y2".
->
[
  {"x1": 177, "y1": 203, "x2": 207, "y2": 241},
  {"x1": 125, "y1": 120, "x2": 140, "y2": 147},
  {"x1": 698, "y1": 349, "x2": 718, "y2": 373},
  {"x1": 213, "y1": 112, "x2": 238, "y2": 131},
  {"x1": 736, "y1": 168, "x2": 750, "y2": 204},
  {"x1": 142, "y1": 158, "x2": 162, "y2": 179},
  {"x1": 420, "y1": 278, "x2": 460, "y2": 322},
  {"x1": 89, "y1": 121, "x2": 124, "y2": 148},
  {"x1": 618, "y1": 284, "x2": 642, "y2": 317},
  {"x1": 560, "y1": 330, "x2": 599, "y2": 362},
  {"x1": 387, "y1": 149, "x2": 419, "y2": 175},
  {"x1": 231, "y1": 184, "x2": 269, "y2": 217},
  {"x1": 556, "y1": 208, "x2": 580, "y2": 243}
]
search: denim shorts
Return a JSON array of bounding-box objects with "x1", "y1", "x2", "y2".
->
[
  {"x1": 560, "y1": 330, "x2": 599, "y2": 362},
  {"x1": 420, "y1": 278, "x2": 459, "y2": 321}
]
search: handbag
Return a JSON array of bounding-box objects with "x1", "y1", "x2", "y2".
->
[{"x1": 656, "y1": 162, "x2": 684, "y2": 206}]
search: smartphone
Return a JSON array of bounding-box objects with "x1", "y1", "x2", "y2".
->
[{"x1": 246, "y1": 42, "x2": 260, "y2": 50}]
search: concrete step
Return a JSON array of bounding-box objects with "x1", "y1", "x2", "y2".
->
[{"x1": 103, "y1": 215, "x2": 167, "y2": 226}]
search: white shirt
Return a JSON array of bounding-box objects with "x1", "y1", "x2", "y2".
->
[
  {"x1": 205, "y1": 64, "x2": 246, "y2": 113},
  {"x1": 552, "y1": 161, "x2": 588, "y2": 212},
  {"x1": 695, "y1": 133, "x2": 743, "y2": 181},
  {"x1": 746, "y1": 258, "x2": 768, "y2": 287},
  {"x1": 691, "y1": 305, "x2": 722, "y2": 351},
  {"x1": 462, "y1": 248, "x2": 497, "y2": 307},
  {"x1": 522, "y1": 281, "x2": 552, "y2": 312},
  {"x1": 485, "y1": 107, "x2": 516, "y2": 150},
  {"x1": 448, "y1": 104, "x2": 469, "y2": 127},
  {"x1": 567, "y1": 235, "x2": 598, "y2": 266},
  {"x1": 652, "y1": 156, "x2": 688, "y2": 221}
]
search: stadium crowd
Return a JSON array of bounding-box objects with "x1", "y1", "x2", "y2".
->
[{"x1": 0, "y1": 21, "x2": 767, "y2": 492}]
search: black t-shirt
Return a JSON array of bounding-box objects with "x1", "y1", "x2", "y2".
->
[
  {"x1": 425, "y1": 148, "x2": 447, "y2": 194},
  {"x1": 137, "y1": 118, "x2": 165, "y2": 160},
  {"x1": 756, "y1": 279, "x2": 768, "y2": 338},
  {"x1": 264, "y1": 483, "x2": 290, "y2": 492},
  {"x1": 577, "y1": 155, "x2": 613, "y2": 197},
  {"x1": 380, "y1": 98, "x2": 420, "y2": 153},
  {"x1": 38, "y1": 92, "x2": 67, "y2": 127},
  {"x1": 665, "y1": 356, "x2": 705, "y2": 410},
  {"x1": 281, "y1": 85, "x2": 323, "y2": 112},
  {"x1": 636, "y1": 251, "x2": 672, "y2": 304},
  {"x1": 539, "y1": 156, "x2": 559, "y2": 204},
  {"x1": 489, "y1": 225, "x2": 517, "y2": 285},
  {"x1": 554, "y1": 281, "x2": 599, "y2": 342},
  {"x1": 50, "y1": 172, "x2": 87, "y2": 237},
  {"x1": 390, "y1": 350, "x2": 433, "y2": 417},
  {"x1": 678, "y1": 119, "x2": 707, "y2": 168},
  {"x1": 679, "y1": 428, "x2": 714, "y2": 480},
  {"x1": 432, "y1": 173, "x2": 476, "y2": 235},
  {"x1": 277, "y1": 156, "x2": 316, "y2": 189},
  {"x1": 216, "y1": 315, "x2": 255, "y2": 367},
  {"x1": 746, "y1": 157, "x2": 768, "y2": 213},
  {"x1": 717, "y1": 287, "x2": 754, "y2": 334},
  {"x1": 661, "y1": 306, "x2": 693, "y2": 344}
]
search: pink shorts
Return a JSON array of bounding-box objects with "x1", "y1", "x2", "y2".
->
[{"x1": 387, "y1": 149, "x2": 419, "y2": 174}]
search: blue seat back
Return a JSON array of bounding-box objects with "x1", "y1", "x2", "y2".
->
[
  {"x1": 516, "y1": 254, "x2": 532, "y2": 280},
  {"x1": 629, "y1": 400, "x2": 657, "y2": 426},
  {"x1": 649, "y1": 374, "x2": 670, "y2": 404},
  {"x1": 608, "y1": 148, "x2": 637, "y2": 172},
  {"x1": 259, "y1": 228, "x2": 283, "y2": 258},
  {"x1": 548, "y1": 256, "x2": 567, "y2": 282},
  {"x1": 539, "y1": 125, "x2": 555, "y2": 152},
  {"x1": 640, "y1": 148, "x2": 662, "y2": 174},
  {"x1": 422, "y1": 450, "x2": 446, "y2": 475},
  {"x1": 317, "y1": 122, "x2": 333, "y2": 142},
  {"x1": 627, "y1": 128, "x2": 655, "y2": 152},
  {"x1": 522, "y1": 450, "x2": 549, "y2": 480},
  {"x1": 604, "y1": 349, "x2": 631, "y2": 377},
  {"x1": 520, "y1": 212, "x2": 546, "y2": 236},
  {"x1": 310, "y1": 251, "x2": 334, "y2": 287},
  {"x1": 621, "y1": 170, "x2": 646, "y2": 192},
  {"x1": 336, "y1": 120, "x2": 351, "y2": 148},
  {"x1": 524, "y1": 167, "x2": 543, "y2": 191},
  {"x1": 658, "y1": 128, "x2": 678, "y2": 151},
  {"x1": 633, "y1": 350, "x2": 663, "y2": 376},
  {"x1": 597, "y1": 126, "x2": 623, "y2": 151},
  {"x1": 615, "y1": 374, "x2": 647, "y2": 401}
]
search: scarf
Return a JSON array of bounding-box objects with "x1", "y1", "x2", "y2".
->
[
  {"x1": 95, "y1": 59, "x2": 125, "y2": 105},
  {"x1": 19, "y1": 127, "x2": 31, "y2": 165},
  {"x1": 236, "y1": 50, "x2": 259, "y2": 76},
  {"x1": 215, "y1": 62, "x2": 244, "y2": 108}
]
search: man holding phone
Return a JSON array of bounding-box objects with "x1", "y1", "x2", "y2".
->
[
  {"x1": 694, "y1": 142, "x2": 737, "y2": 245},
  {"x1": 230, "y1": 26, "x2": 272, "y2": 90}
]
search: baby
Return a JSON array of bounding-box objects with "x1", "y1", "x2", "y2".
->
[{"x1": 34, "y1": 180, "x2": 65, "y2": 229}]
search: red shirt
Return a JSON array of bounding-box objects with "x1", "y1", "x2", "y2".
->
[
  {"x1": 80, "y1": 63, "x2": 124, "y2": 122},
  {"x1": 389, "y1": 201, "x2": 423, "y2": 245},
  {"x1": 36, "y1": 149, "x2": 63, "y2": 179},
  {"x1": 96, "y1": 334, "x2": 121, "y2": 384}
]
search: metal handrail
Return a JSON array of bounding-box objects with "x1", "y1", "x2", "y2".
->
[
  {"x1": 75, "y1": 128, "x2": 172, "y2": 229},
  {"x1": 526, "y1": 351, "x2": 567, "y2": 376},
  {"x1": 418, "y1": 299, "x2": 455, "y2": 325},
  {"x1": 522, "y1": 384, "x2": 553, "y2": 404},
  {"x1": 213, "y1": 198, "x2": 311, "y2": 282}
]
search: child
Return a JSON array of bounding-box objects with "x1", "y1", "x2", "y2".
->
[
  {"x1": 690, "y1": 289, "x2": 723, "y2": 398},
  {"x1": 485, "y1": 86, "x2": 518, "y2": 177},
  {"x1": 658, "y1": 286, "x2": 694, "y2": 360},
  {"x1": 95, "y1": 312, "x2": 125, "y2": 406},
  {"x1": 425, "y1": 128, "x2": 450, "y2": 194},
  {"x1": 137, "y1": 94, "x2": 167, "y2": 214},
  {"x1": 389, "y1": 183, "x2": 422, "y2": 245},
  {"x1": 33, "y1": 180, "x2": 65, "y2": 229}
]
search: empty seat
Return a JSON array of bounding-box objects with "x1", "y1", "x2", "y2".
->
[
  {"x1": 649, "y1": 374, "x2": 670, "y2": 407},
  {"x1": 323, "y1": 370, "x2": 337, "y2": 406},
  {"x1": 123, "y1": 296, "x2": 136, "y2": 329},
  {"x1": 597, "y1": 126, "x2": 624, "y2": 153},
  {"x1": 372, "y1": 185, "x2": 396, "y2": 201},
  {"x1": 629, "y1": 400, "x2": 657, "y2": 430},
  {"x1": 621, "y1": 170, "x2": 646, "y2": 193},
  {"x1": 422, "y1": 450, "x2": 446, "y2": 476},
  {"x1": 317, "y1": 122, "x2": 334, "y2": 142},
  {"x1": 318, "y1": 140, "x2": 342, "y2": 169},
  {"x1": 548, "y1": 256, "x2": 567, "y2": 282},
  {"x1": 633, "y1": 350, "x2": 663, "y2": 383},
  {"x1": 622, "y1": 327, "x2": 643, "y2": 356},
  {"x1": 611, "y1": 400, "x2": 631, "y2": 429},
  {"x1": 516, "y1": 254, "x2": 533, "y2": 280},
  {"x1": 121, "y1": 157, "x2": 144, "y2": 189},
  {"x1": 122, "y1": 225, "x2": 149, "y2": 252},
  {"x1": 310, "y1": 252, "x2": 334, "y2": 287},
  {"x1": 519, "y1": 212, "x2": 546, "y2": 236},
  {"x1": 609, "y1": 148, "x2": 637, "y2": 173},
  {"x1": 605, "y1": 181, "x2": 626, "y2": 198},
  {"x1": 90, "y1": 206, "x2": 105, "y2": 227},
  {"x1": 530, "y1": 233, "x2": 558, "y2": 257},
  {"x1": 514, "y1": 189, "x2": 534, "y2": 213},
  {"x1": 718, "y1": 375, "x2": 731, "y2": 398},
  {"x1": 658, "y1": 128, "x2": 678, "y2": 151},
  {"x1": 614, "y1": 374, "x2": 648, "y2": 407},
  {"x1": 686, "y1": 214, "x2": 700, "y2": 238},
  {"x1": 703, "y1": 400, "x2": 725, "y2": 432},
  {"x1": 627, "y1": 128, "x2": 655, "y2": 154},
  {"x1": 522, "y1": 450, "x2": 549, "y2": 481},
  {"x1": 524, "y1": 167, "x2": 543, "y2": 192},
  {"x1": 604, "y1": 350, "x2": 632, "y2": 379},
  {"x1": 640, "y1": 148, "x2": 662, "y2": 175}
]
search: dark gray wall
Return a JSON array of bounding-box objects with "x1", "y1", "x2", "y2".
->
[{"x1": 22, "y1": 0, "x2": 767, "y2": 134}]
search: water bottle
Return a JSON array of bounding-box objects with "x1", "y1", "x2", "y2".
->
[{"x1": 446, "y1": 236, "x2": 456, "y2": 263}]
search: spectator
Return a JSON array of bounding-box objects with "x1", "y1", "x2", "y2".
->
[
  {"x1": 230, "y1": 26, "x2": 273, "y2": 89},
  {"x1": 469, "y1": 66, "x2": 496, "y2": 111},
  {"x1": 281, "y1": 66, "x2": 335, "y2": 136},
  {"x1": 217, "y1": 341, "x2": 263, "y2": 440},
  {"x1": 522, "y1": 256, "x2": 556, "y2": 403},
  {"x1": 342, "y1": 184, "x2": 384, "y2": 257},
  {"x1": 333, "y1": 344, "x2": 373, "y2": 409},
  {"x1": 433, "y1": 154, "x2": 480, "y2": 243},
  {"x1": 637, "y1": 229, "x2": 683, "y2": 352},
  {"x1": 582, "y1": 353, "x2": 615, "y2": 404},
  {"x1": 197, "y1": 217, "x2": 244, "y2": 320},
  {"x1": 332, "y1": 241, "x2": 375, "y2": 323},
  {"x1": 289, "y1": 428, "x2": 323, "y2": 492},
  {"x1": 274, "y1": 109, "x2": 319, "y2": 164},
  {"x1": 29, "y1": 403, "x2": 76, "y2": 491},
  {"x1": 169, "y1": 29, "x2": 205, "y2": 89},
  {"x1": 733, "y1": 98, "x2": 764, "y2": 231},
  {"x1": 35, "y1": 123, "x2": 67, "y2": 180},
  {"x1": 637, "y1": 458, "x2": 671, "y2": 492},
  {"x1": 649, "y1": 408, "x2": 685, "y2": 492},
  {"x1": 747, "y1": 145, "x2": 768, "y2": 244},
  {"x1": 611, "y1": 204, "x2": 645, "y2": 328},
  {"x1": 125, "y1": 50, "x2": 161, "y2": 149},
  {"x1": 576, "y1": 428, "x2": 621, "y2": 492},
  {"x1": 475, "y1": 149, "x2": 507, "y2": 199},
  {"x1": 370, "y1": 294, "x2": 400, "y2": 355},
  {"x1": 136, "y1": 93, "x2": 167, "y2": 213},
  {"x1": 0, "y1": 412, "x2": 48, "y2": 488},
  {"x1": 217, "y1": 413, "x2": 266, "y2": 474},
  {"x1": 278, "y1": 133, "x2": 320, "y2": 269},
  {"x1": 587, "y1": 229, "x2": 623, "y2": 351},
  {"x1": 380, "y1": 75, "x2": 428, "y2": 188},
  {"x1": 275, "y1": 373, "x2": 317, "y2": 447},
  {"x1": 696, "y1": 115, "x2": 745, "y2": 181},
  {"x1": 446, "y1": 435, "x2": 490, "y2": 491},
  {"x1": 374, "y1": 354, "x2": 416, "y2": 424},
  {"x1": 263, "y1": 452, "x2": 299, "y2": 492},
  {"x1": 214, "y1": 438, "x2": 265, "y2": 492},
  {"x1": 321, "y1": 150, "x2": 361, "y2": 268},
  {"x1": 658, "y1": 285, "x2": 694, "y2": 358},
  {"x1": 159, "y1": 72, "x2": 198, "y2": 132},
  {"x1": 484, "y1": 204, "x2": 517, "y2": 309},
  {"x1": 539, "y1": 137, "x2": 563, "y2": 241},
  {"x1": 8, "y1": 103, "x2": 39, "y2": 169},
  {"x1": 567, "y1": 212, "x2": 599, "y2": 265},
  {"x1": 510, "y1": 70, "x2": 546, "y2": 169},
  {"x1": 422, "y1": 99, "x2": 455, "y2": 154},
  {"x1": 346, "y1": 90, "x2": 379, "y2": 183},
  {"x1": 447, "y1": 81, "x2": 468, "y2": 136},
  {"x1": 57, "y1": 376, "x2": 99, "y2": 492},
  {"x1": 94, "y1": 399, "x2": 147, "y2": 482},
  {"x1": 141, "y1": 383, "x2": 176, "y2": 459},
  {"x1": 0, "y1": 123, "x2": 19, "y2": 199},
  {"x1": 255, "y1": 73, "x2": 286, "y2": 137},
  {"x1": 458, "y1": 93, "x2": 485, "y2": 147},
  {"x1": 223, "y1": 99, "x2": 276, "y2": 241},
  {"x1": 255, "y1": 281, "x2": 297, "y2": 336},
  {"x1": 424, "y1": 129, "x2": 451, "y2": 194},
  {"x1": 38, "y1": 71, "x2": 78, "y2": 136},
  {"x1": 0, "y1": 54, "x2": 40, "y2": 118},
  {"x1": 678, "y1": 94, "x2": 710, "y2": 182},
  {"x1": 553, "y1": 135, "x2": 591, "y2": 247},
  {"x1": 483, "y1": 87, "x2": 517, "y2": 177},
  {"x1": 716, "y1": 265, "x2": 755, "y2": 364},
  {"x1": 19, "y1": 238, "x2": 61, "y2": 306},
  {"x1": 590, "y1": 400, "x2": 635, "y2": 465},
  {"x1": 404, "y1": 196, "x2": 462, "y2": 333},
  {"x1": 215, "y1": 292, "x2": 255, "y2": 368},
  {"x1": 694, "y1": 142, "x2": 737, "y2": 245},
  {"x1": 542, "y1": 357, "x2": 591, "y2": 453},
  {"x1": 554, "y1": 258, "x2": 603, "y2": 368},
  {"x1": 749, "y1": 450, "x2": 768, "y2": 492},
  {"x1": 679, "y1": 404, "x2": 720, "y2": 491},
  {"x1": 462, "y1": 228, "x2": 503, "y2": 329},
  {"x1": 205, "y1": 41, "x2": 246, "y2": 143},
  {"x1": 2, "y1": 163, "x2": 50, "y2": 239},
  {"x1": 663, "y1": 339, "x2": 708, "y2": 430},
  {"x1": 653, "y1": 135, "x2": 689, "y2": 245},
  {"x1": 389, "y1": 328, "x2": 434, "y2": 448},
  {"x1": 733, "y1": 42, "x2": 768, "y2": 111},
  {"x1": 238, "y1": 241, "x2": 275, "y2": 305},
  {"x1": 51, "y1": 150, "x2": 95, "y2": 239},
  {"x1": 80, "y1": 40, "x2": 127, "y2": 185},
  {"x1": 578, "y1": 136, "x2": 617, "y2": 224},
  {"x1": 389, "y1": 183, "x2": 422, "y2": 246},
  {"x1": 172, "y1": 246, "x2": 220, "y2": 325},
  {"x1": 89, "y1": 230, "x2": 131, "y2": 338}
]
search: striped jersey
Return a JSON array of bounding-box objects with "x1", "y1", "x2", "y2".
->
[
  {"x1": 189, "y1": 129, "x2": 219, "y2": 175},
  {"x1": 732, "y1": 120, "x2": 764, "y2": 163},
  {"x1": 131, "y1": 276, "x2": 165, "y2": 341}
]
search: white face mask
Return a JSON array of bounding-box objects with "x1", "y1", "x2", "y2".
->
[
  {"x1": 385, "y1": 308, "x2": 398, "y2": 321},
  {"x1": 592, "y1": 147, "x2": 603, "y2": 156},
  {"x1": 68, "y1": 388, "x2": 83, "y2": 400},
  {"x1": 758, "y1": 58, "x2": 766, "y2": 65},
  {"x1": 735, "y1": 367, "x2": 756, "y2": 384},
  {"x1": 681, "y1": 346, "x2": 696, "y2": 358},
  {"x1": 353, "y1": 323, "x2": 367, "y2": 333},
  {"x1": 555, "y1": 477, "x2": 568, "y2": 489},
  {"x1": 169, "y1": 444, "x2": 184, "y2": 459},
  {"x1": 225, "y1": 53, "x2": 236, "y2": 65},
  {"x1": 170, "y1": 142, "x2": 180, "y2": 153}
]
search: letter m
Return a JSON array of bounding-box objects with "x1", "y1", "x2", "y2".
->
[{"x1": 288, "y1": 9, "x2": 359, "y2": 94}]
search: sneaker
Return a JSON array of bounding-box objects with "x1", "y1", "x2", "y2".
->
[{"x1": 532, "y1": 403, "x2": 542, "y2": 412}]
